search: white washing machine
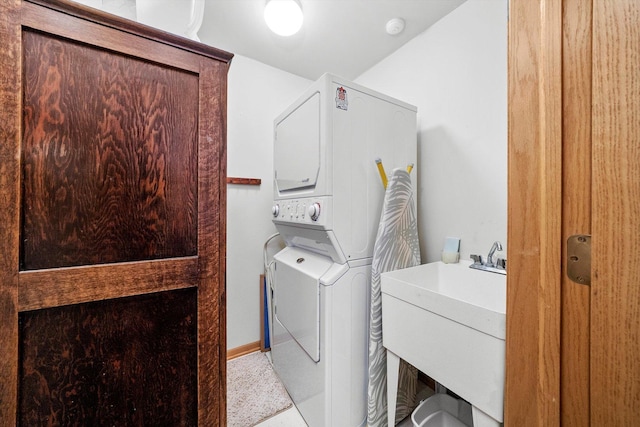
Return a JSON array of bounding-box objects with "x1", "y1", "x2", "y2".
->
[{"x1": 270, "y1": 73, "x2": 416, "y2": 427}]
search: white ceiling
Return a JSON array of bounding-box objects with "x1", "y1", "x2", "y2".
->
[
  {"x1": 197, "y1": 0, "x2": 467, "y2": 80},
  {"x1": 74, "y1": 0, "x2": 467, "y2": 81}
]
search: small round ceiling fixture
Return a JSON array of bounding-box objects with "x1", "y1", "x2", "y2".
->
[
  {"x1": 385, "y1": 18, "x2": 405, "y2": 36},
  {"x1": 264, "y1": 0, "x2": 304, "y2": 37}
]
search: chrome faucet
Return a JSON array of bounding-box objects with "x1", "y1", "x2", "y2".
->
[
  {"x1": 470, "y1": 241, "x2": 506, "y2": 275},
  {"x1": 487, "y1": 241, "x2": 503, "y2": 267}
]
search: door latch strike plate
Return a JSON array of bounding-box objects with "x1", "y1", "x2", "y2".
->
[{"x1": 567, "y1": 234, "x2": 591, "y2": 286}]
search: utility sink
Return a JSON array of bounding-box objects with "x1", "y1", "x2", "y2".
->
[
  {"x1": 381, "y1": 260, "x2": 506, "y2": 426},
  {"x1": 382, "y1": 260, "x2": 506, "y2": 340}
]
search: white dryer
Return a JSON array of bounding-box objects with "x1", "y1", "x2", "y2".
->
[{"x1": 270, "y1": 73, "x2": 416, "y2": 427}]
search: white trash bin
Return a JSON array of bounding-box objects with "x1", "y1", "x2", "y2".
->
[{"x1": 411, "y1": 393, "x2": 473, "y2": 427}]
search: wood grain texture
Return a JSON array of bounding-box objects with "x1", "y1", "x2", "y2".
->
[
  {"x1": 591, "y1": 0, "x2": 640, "y2": 423},
  {"x1": 0, "y1": 0, "x2": 21, "y2": 423},
  {"x1": 217, "y1": 62, "x2": 229, "y2": 427},
  {"x1": 19, "y1": 288, "x2": 198, "y2": 426},
  {"x1": 21, "y1": 30, "x2": 198, "y2": 270},
  {"x1": 196, "y1": 58, "x2": 228, "y2": 427},
  {"x1": 19, "y1": 257, "x2": 199, "y2": 311},
  {"x1": 5, "y1": 1, "x2": 230, "y2": 424},
  {"x1": 226, "y1": 177, "x2": 261, "y2": 185},
  {"x1": 560, "y1": 0, "x2": 592, "y2": 424},
  {"x1": 506, "y1": 0, "x2": 562, "y2": 425}
]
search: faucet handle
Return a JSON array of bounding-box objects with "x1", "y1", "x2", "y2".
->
[
  {"x1": 496, "y1": 258, "x2": 507, "y2": 270},
  {"x1": 470, "y1": 254, "x2": 483, "y2": 265}
]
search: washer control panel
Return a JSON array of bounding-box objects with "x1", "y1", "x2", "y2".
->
[{"x1": 272, "y1": 197, "x2": 330, "y2": 227}]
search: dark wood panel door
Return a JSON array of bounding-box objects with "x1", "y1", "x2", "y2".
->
[
  {"x1": 19, "y1": 289, "x2": 198, "y2": 426},
  {"x1": 21, "y1": 29, "x2": 199, "y2": 271},
  {"x1": 0, "y1": 0, "x2": 232, "y2": 425}
]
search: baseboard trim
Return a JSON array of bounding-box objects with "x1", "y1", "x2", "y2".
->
[{"x1": 227, "y1": 341, "x2": 261, "y2": 360}]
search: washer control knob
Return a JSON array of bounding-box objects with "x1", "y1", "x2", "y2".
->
[
  {"x1": 272, "y1": 204, "x2": 280, "y2": 217},
  {"x1": 308, "y1": 203, "x2": 321, "y2": 221}
]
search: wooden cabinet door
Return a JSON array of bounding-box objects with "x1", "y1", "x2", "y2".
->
[{"x1": 0, "y1": 1, "x2": 231, "y2": 425}]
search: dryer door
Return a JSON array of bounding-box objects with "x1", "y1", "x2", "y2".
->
[
  {"x1": 274, "y1": 92, "x2": 321, "y2": 193},
  {"x1": 273, "y1": 247, "x2": 332, "y2": 362}
]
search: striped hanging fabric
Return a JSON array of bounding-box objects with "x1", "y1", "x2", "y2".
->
[{"x1": 367, "y1": 167, "x2": 420, "y2": 426}]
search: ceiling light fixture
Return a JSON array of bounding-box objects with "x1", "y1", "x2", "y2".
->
[
  {"x1": 385, "y1": 18, "x2": 405, "y2": 36},
  {"x1": 264, "y1": 0, "x2": 303, "y2": 37}
]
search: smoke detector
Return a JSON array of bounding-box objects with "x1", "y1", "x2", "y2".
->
[{"x1": 385, "y1": 18, "x2": 405, "y2": 36}]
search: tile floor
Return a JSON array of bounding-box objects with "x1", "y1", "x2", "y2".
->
[
  {"x1": 254, "y1": 392, "x2": 426, "y2": 427},
  {"x1": 253, "y1": 352, "x2": 430, "y2": 426},
  {"x1": 255, "y1": 405, "x2": 417, "y2": 427},
  {"x1": 255, "y1": 406, "x2": 308, "y2": 426}
]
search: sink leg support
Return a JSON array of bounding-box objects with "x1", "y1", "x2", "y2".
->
[
  {"x1": 387, "y1": 350, "x2": 400, "y2": 427},
  {"x1": 472, "y1": 406, "x2": 503, "y2": 427}
]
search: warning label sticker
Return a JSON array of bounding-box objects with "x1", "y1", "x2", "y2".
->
[{"x1": 335, "y1": 86, "x2": 348, "y2": 110}]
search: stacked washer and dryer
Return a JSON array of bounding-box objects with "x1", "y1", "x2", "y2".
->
[{"x1": 270, "y1": 73, "x2": 417, "y2": 427}]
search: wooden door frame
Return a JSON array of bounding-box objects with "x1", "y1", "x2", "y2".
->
[
  {"x1": 560, "y1": 0, "x2": 592, "y2": 424},
  {"x1": 505, "y1": 0, "x2": 563, "y2": 425}
]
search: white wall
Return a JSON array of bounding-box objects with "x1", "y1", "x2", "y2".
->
[
  {"x1": 355, "y1": 0, "x2": 508, "y2": 263},
  {"x1": 226, "y1": 55, "x2": 310, "y2": 350}
]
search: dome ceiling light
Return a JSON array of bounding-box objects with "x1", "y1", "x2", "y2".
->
[{"x1": 264, "y1": 0, "x2": 304, "y2": 36}]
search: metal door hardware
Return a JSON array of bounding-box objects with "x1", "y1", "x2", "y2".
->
[{"x1": 567, "y1": 234, "x2": 591, "y2": 286}]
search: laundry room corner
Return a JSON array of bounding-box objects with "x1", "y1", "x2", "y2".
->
[
  {"x1": 355, "y1": 0, "x2": 508, "y2": 264},
  {"x1": 226, "y1": 55, "x2": 310, "y2": 352}
]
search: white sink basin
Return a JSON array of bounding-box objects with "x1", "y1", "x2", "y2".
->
[
  {"x1": 381, "y1": 260, "x2": 506, "y2": 425},
  {"x1": 381, "y1": 260, "x2": 506, "y2": 339}
]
